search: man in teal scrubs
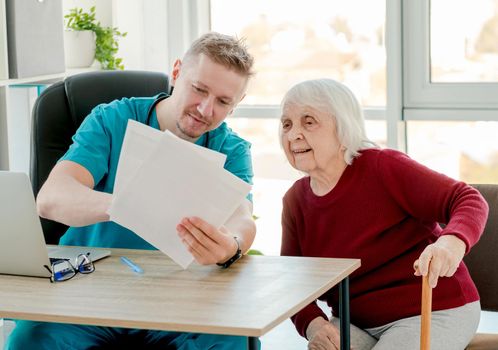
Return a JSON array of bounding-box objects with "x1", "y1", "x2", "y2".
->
[{"x1": 7, "y1": 32, "x2": 259, "y2": 350}]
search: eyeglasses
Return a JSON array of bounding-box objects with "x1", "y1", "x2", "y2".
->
[{"x1": 47, "y1": 253, "x2": 95, "y2": 283}]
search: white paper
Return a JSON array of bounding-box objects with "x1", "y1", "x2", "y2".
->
[
  {"x1": 109, "y1": 120, "x2": 251, "y2": 269},
  {"x1": 114, "y1": 120, "x2": 227, "y2": 195}
]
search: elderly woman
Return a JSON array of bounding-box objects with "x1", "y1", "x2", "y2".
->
[{"x1": 279, "y1": 79, "x2": 488, "y2": 350}]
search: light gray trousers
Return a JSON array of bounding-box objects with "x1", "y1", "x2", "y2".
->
[{"x1": 331, "y1": 301, "x2": 480, "y2": 350}]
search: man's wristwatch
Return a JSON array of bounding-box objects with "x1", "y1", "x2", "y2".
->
[{"x1": 216, "y1": 237, "x2": 242, "y2": 269}]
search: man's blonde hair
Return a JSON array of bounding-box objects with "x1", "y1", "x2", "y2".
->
[{"x1": 183, "y1": 32, "x2": 255, "y2": 78}]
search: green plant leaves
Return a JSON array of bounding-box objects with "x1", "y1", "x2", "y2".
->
[
  {"x1": 94, "y1": 26, "x2": 127, "y2": 70},
  {"x1": 247, "y1": 249, "x2": 264, "y2": 255},
  {"x1": 64, "y1": 6, "x2": 97, "y2": 31},
  {"x1": 64, "y1": 6, "x2": 127, "y2": 70}
]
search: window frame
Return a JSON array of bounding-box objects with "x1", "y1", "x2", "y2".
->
[
  {"x1": 166, "y1": 0, "x2": 498, "y2": 150},
  {"x1": 403, "y1": 0, "x2": 498, "y2": 113}
]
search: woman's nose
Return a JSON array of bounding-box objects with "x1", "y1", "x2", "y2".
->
[{"x1": 287, "y1": 127, "x2": 303, "y2": 141}]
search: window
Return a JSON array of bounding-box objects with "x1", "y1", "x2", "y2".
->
[
  {"x1": 210, "y1": 0, "x2": 386, "y2": 107},
  {"x1": 407, "y1": 121, "x2": 498, "y2": 184},
  {"x1": 402, "y1": 0, "x2": 498, "y2": 187},
  {"x1": 404, "y1": 0, "x2": 498, "y2": 108},
  {"x1": 431, "y1": 0, "x2": 498, "y2": 83}
]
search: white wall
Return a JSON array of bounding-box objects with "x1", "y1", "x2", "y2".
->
[{"x1": 112, "y1": 0, "x2": 169, "y2": 73}]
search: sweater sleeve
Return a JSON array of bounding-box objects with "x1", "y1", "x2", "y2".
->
[
  {"x1": 377, "y1": 149, "x2": 489, "y2": 253},
  {"x1": 281, "y1": 188, "x2": 328, "y2": 338},
  {"x1": 280, "y1": 191, "x2": 301, "y2": 257},
  {"x1": 290, "y1": 303, "x2": 329, "y2": 339}
]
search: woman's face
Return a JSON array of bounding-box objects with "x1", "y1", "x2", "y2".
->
[{"x1": 280, "y1": 102, "x2": 344, "y2": 175}]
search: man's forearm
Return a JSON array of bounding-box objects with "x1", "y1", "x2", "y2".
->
[
  {"x1": 37, "y1": 171, "x2": 112, "y2": 227},
  {"x1": 224, "y1": 200, "x2": 256, "y2": 254}
]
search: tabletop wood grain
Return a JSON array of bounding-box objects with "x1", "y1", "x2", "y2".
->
[{"x1": 0, "y1": 248, "x2": 360, "y2": 337}]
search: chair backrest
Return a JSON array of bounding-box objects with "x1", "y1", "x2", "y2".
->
[
  {"x1": 464, "y1": 184, "x2": 498, "y2": 312},
  {"x1": 30, "y1": 70, "x2": 169, "y2": 244}
]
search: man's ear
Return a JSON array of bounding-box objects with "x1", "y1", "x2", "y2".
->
[{"x1": 171, "y1": 59, "x2": 182, "y2": 85}]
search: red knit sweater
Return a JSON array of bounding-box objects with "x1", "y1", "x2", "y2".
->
[{"x1": 281, "y1": 148, "x2": 488, "y2": 337}]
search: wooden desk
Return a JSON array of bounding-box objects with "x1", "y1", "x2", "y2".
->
[{"x1": 0, "y1": 248, "x2": 360, "y2": 350}]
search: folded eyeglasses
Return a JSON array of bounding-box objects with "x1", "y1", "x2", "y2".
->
[{"x1": 44, "y1": 253, "x2": 95, "y2": 283}]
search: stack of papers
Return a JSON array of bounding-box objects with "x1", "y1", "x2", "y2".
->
[{"x1": 108, "y1": 120, "x2": 251, "y2": 269}]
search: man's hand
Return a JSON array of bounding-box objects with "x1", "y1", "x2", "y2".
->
[
  {"x1": 306, "y1": 317, "x2": 341, "y2": 350},
  {"x1": 177, "y1": 217, "x2": 238, "y2": 265},
  {"x1": 413, "y1": 234, "x2": 466, "y2": 288}
]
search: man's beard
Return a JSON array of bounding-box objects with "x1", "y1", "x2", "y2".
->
[{"x1": 175, "y1": 120, "x2": 199, "y2": 141}]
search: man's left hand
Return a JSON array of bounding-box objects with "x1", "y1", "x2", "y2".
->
[{"x1": 177, "y1": 217, "x2": 238, "y2": 265}]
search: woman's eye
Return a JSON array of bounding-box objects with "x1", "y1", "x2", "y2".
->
[{"x1": 304, "y1": 117, "x2": 316, "y2": 126}]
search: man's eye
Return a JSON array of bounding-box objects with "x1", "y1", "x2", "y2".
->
[{"x1": 192, "y1": 85, "x2": 204, "y2": 93}]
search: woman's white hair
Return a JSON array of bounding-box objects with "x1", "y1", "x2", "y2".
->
[{"x1": 281, "y1": 79, "x2": 377, "y2": 165}]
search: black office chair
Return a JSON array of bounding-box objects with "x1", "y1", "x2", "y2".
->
[{"x1": 30, "y1": 70, "x2": 170, "y2": 244}]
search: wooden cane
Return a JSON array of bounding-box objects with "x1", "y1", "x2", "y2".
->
[{"x1": 420, "y1": 273, "x2": 432, "y2": 350}]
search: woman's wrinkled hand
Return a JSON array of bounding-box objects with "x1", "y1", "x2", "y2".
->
[
  {"x1": 413, "y1": 234, "x2": 466, "y2": 288},
  {"x1": 306, "y1": 317, "x2": 342, "y2": 350}
]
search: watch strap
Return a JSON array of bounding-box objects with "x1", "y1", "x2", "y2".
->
[{"x1": 216, "y1": 237, "x2": 242, "y2": 269}]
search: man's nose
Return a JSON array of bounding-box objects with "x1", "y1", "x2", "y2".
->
[{"x1": 197, "y1": 96, "x2": 215, "y2": 118}]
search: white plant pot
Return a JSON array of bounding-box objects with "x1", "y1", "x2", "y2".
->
[{"x1": 63, "y1": 30, "x2": 96, "y2": 68}]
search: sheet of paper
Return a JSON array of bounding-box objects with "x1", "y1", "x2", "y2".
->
[
  {"x1": 109, "y1": 123, "x2": 251, "y2": 269},
  {"x1": 114, "y1": 120, "x2": 227, "y2": 195}
]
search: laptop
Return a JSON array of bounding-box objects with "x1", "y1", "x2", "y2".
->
[{"x1": 0, "y1": 171, "x2": 111, "y2": 278}]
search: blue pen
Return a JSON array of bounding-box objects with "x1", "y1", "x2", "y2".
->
[{"x1": 120, "y1": 256, "x2": 143, "y2": 274}]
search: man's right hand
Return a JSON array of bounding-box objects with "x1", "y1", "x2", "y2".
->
[{"x1": 306, "y1": 316, "x2": 341, "y2": 350}]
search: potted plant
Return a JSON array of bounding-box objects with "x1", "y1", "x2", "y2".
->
[{"x1": 64, "y1": 6, "x2": 127, "y2": 70}]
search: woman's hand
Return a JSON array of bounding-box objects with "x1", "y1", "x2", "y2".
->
[
  {"x1": 413, "y1": 235, "x2": 466, "y2": 288},
  {"x1": 306, "y1": 317, "x2": 341, "y2": 350}
]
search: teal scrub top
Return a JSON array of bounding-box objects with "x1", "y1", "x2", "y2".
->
[{"x1": 59, "y1": 95, "x2": 253, "y2": 249}]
